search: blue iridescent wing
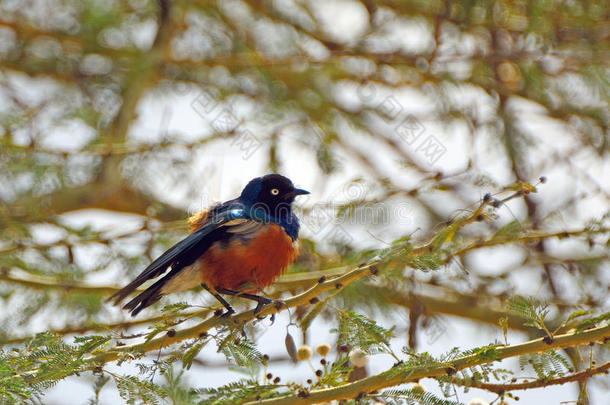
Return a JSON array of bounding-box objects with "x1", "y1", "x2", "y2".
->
[{"x1": 107, "y1": 205, "x2": 247, "y2": 305}]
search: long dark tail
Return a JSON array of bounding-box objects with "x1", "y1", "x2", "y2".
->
[
  {"x1": 107, "y1": 266, "x2": 181, "y2": 316},
  {"x1": 121, "y1": 276, "x2": 169, "y2": 316},
  {"x1": 106, "y1": 278, "x2": 147, "y2": 307}
]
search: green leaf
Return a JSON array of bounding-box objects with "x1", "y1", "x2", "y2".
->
[
  {"x1": 334, "y1": 310, "x2": 394, "y2": 355},
  {"x1": 381, "y1": 388, "x2": 463, "y2": 405},
  {"x1": 219, "y1": 338, "x2": 263, "y2": 370},
  {"x1": 407, "y1": 253, "x2": 443, "y2": 272},
  {"x1": 113, "y1": 374, "x2": 165, "y2": 405},
  {"x1": 507, "y1": 296, "x2": 549, "y2": 332},
  {"x1": 182, "y1": 339, "x2": 208, "y2": 370},
  {"x1": 566, "y1": 310, "x2": 594, "y2": 323},
  {"x1": 574, "y1": 312, "x2": 610, "y2": 332},
  {"x1": 73, "y1": 335, "x2": 111, "y2": 354},
  {"x1": 193, "y1": 379, "x2": 279, "y2": 404},
  {"x1": 491, "y1": 220, "x2": 523, "y2": 242}
]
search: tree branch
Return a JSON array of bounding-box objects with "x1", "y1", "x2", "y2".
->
[
  {"x1": 452, "y1": 360, "x2": 610, "y2": 394},
  {"x1": 85, "y1": 259, "x2": 383, "y2": 366},
  {"x1": 245, "y1": 324, "x2": 610, "y2": 404}
]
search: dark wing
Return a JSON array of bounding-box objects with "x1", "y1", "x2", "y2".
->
[{"x1": 106, "y1": 205, "x2": 246, "y2": 306}]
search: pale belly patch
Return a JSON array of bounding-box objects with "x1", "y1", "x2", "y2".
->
[{"x1": 159, "y1": 263, "x2": 203, "y2": 294}]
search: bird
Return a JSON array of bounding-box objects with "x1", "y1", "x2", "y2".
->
[{"x1": 107, "y1": 174, "x2": 309, "y2": 317}]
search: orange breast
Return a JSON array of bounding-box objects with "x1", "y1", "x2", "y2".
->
[{"x1": 199, "y1": 223, "x2": 298, "y2": 292}]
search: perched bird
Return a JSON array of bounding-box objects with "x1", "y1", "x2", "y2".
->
[{"x1": 107, "y1": 174, "x2": 309, "y2": 316}]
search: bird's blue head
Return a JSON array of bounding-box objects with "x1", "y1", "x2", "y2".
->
[{"x1": 239, "y1": 174, "x2": 309, "y2": 240}]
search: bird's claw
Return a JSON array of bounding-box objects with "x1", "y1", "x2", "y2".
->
[
  {"x1": 253, "y1": 301, "x2": 267, "y2": 315},
  {"x1": 220, "y1": 308, "x2": 235, "y2": 317}
]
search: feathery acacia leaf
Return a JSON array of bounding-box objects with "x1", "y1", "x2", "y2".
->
[{"x1": 335, "y1": 310, "x2": 395, "y2": 355}]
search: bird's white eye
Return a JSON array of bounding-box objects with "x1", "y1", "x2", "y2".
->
[{"x1": 270, "y1": 188, "x2": 280, "y2": 195}]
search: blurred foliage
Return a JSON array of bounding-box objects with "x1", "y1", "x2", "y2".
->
[{"x1": 0, "y1": 0, "x2": 609, "y2": 403}]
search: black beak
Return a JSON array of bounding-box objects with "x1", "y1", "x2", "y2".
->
[
  {"x1": 292, "y1": 188, "x2": 310, "y2": 196},
  {"x1": 286, "y1": 188, "x2": 310, "y2": 200}
]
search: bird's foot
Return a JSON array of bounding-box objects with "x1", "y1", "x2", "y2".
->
[
  {"x1": 220, "y1": 307, "x2": 235, "y2": 317},
  {"x1": 253, "y1": 297, "x2": 273, "y2": 316}
]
